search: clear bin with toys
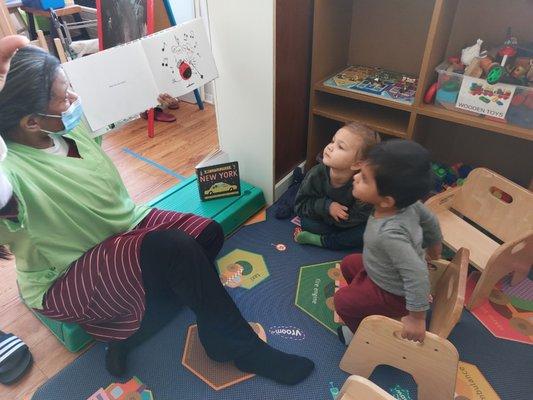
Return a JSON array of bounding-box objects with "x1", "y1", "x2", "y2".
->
[
  {"x1": 433, "y1": 34, "x2": 533, "y2": 129},
  {"x1": 435, "y1": 62, "x2": 533, "y2": 128}
]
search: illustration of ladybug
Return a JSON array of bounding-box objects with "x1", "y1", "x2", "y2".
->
[{"x1": 179, "y1": 61, "x2": 192, "y2": 80}]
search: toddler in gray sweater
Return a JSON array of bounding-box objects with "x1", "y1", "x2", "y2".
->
[{"x1": 334, "y1": 139, "x2": 442, "y2": 344}]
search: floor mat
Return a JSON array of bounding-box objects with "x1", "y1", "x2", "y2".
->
[
  {"x1": 32, "y1": 209, "x2": 533, "y2": 399},
  {"x1": 465, "y1": 272, "x2": 533, "y2": 345}
]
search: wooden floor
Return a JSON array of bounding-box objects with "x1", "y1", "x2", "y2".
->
[{"x1": 0, "y1": 102, "x2": 218, "y2": 400}]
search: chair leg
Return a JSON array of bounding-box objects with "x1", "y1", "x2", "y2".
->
[{"x1": 467, "y1": 264, "x2": 510, "y2": 310}]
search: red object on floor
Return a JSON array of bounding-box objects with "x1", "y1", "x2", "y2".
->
[
  {"x1": 168, "y1": 101, "x2": 180, "y2": 110},
  {"x1": 333, "y1": 253, "x2": 408, "y2": 332},
  {"x1": 141, "y1": 108, "x2": 176, "y2": 123}
]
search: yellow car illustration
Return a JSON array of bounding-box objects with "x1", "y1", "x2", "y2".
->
[{"x1": 205, "y1": 182, "x2": 238, "y2": 195}]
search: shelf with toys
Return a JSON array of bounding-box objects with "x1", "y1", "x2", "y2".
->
[
  {"x1": 412, "y1": 115, "x2": 533, "y2": 188},
  {"x1": 307, "y1": 0, "x2": 532, "y2": 188},
  {"x1": 420, "y1": 32, "x2": 533, "y2": 138},
  {"x1": 306, "y1": 0, "x2": 435, "y2": 167},
  {"x1": 314, "y1": 66, "x2": 417, "y2": 113},
  {"x1": 415, "y1": 0, "x2": 532, "y2": 138}
]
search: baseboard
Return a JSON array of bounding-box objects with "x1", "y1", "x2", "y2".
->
[
  {"x1": 204, "y1": 93, "x2": 215, "y2": 104},
  {"x1": 274, "y1": 161, "x2": 306, "y2": 201}
]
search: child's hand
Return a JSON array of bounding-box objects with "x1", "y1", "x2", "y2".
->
[
  {"x1": 329, "y1": 202, "x2": 349, "y2": 222},
  {"x1": 157, "y1": 93, "x2": 179, "y2": 108},
  {"x1": 400, "y1": 314, "x2": 426, "y2": 342},
  {"x1": 425, "y1": 242, "x2": 442, "y2": 262}
]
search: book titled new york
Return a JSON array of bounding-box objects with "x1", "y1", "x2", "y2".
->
[{"x1": 196, "y1": 149, "x2": 240, "y2": 201}]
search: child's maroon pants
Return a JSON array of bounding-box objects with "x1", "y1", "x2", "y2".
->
[{"x1": 334, "y1": 253, "x2": 408, "y2": 332}]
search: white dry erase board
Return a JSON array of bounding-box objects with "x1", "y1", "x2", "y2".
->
[{"x1": 63, "y1": 18, "x2": 218, "y2": 131}]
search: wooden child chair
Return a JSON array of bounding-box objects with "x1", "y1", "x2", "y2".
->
[
  {"x1": 339, "y1": 316, "x2": 459, "y2": 400},
  {"x1": 428, "y1": 247, "x2": 469, "y2": 339},
  {"x1": 468, "y1": 231, "x2": 533, "y2": 309},
  {"x1": 425, "y1": 168, "x2": 533, "y2": 310},
  {"x1": 337, "y1": 375, "x2": 395, "y2": 400}
]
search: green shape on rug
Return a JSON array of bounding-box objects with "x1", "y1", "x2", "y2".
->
[
  {"x1": 295, "y1": 260, "x2": 342, "y2": 334},
  {"x1": 216, "y1": 249, "x2": 270, "y2": 289}
]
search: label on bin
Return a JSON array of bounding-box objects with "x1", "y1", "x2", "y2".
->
[{"x1": 456, "y1": 76, "x2": 516, "y2": 119}]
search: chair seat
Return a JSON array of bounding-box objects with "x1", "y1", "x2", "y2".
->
[{"x1": 436, "y1": 209, "x2": 499, "y2": 271}]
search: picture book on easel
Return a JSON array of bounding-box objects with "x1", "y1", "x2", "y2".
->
[
  {"x1": 63, "y1": 18, "x2": 218, "y2": 131},
  {"x1": 196, "y1": 149, "x2": 240, "y2": 202}
]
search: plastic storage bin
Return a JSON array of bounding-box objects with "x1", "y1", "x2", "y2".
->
[
  {"x1": 435, "y1": 62, "x2": 533, "y2": 128},
  {"x1": 22, "y1": 0, "x2": 65, "y2": 10}
]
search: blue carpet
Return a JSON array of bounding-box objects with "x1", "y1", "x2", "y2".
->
[{"x1": 33, "y1": 208, "x2": 532, "y2": 399}]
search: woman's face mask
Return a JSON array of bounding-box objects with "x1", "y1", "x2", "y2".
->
[{"x1": 39, "y1": 98, "x2": 83, "y2": 135}]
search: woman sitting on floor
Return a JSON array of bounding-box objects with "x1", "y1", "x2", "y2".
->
[{"x1": 0, "y1": 46, "x2": 314, "y2": 383}]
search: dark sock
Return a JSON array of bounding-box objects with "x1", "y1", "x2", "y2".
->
[
  {"x1": 235, "y1": 342, "x2": 314, "y2": 385},
  {"x1": 295, "y1": 230, "x2": 323, "y2": 247},
  {"x1": 105, "y1": 341, "x2": 129, "y2": 377}
]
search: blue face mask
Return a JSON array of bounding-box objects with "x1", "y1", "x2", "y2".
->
[{"x1": 39, "y1": 98, "x2": 84, "y2": 135}]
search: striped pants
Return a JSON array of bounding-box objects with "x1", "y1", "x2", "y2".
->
[{"x1": 38, "y1": 209, "x2": 212, "y2": 341}]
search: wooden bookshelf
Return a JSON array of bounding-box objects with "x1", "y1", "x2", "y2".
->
[{"x1": 305, "y1": 0, "x2": 533, "y2": 187}]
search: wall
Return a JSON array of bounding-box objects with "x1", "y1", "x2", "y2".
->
[{"x1": 206, "y1": 0, "x2": 275, "y2": 203}]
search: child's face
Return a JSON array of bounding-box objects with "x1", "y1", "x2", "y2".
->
[
  {"x1": 352, "y1": 163, "x2": 382, "y2": 205},
  {"x1": 322, "y1": 128, "x2": 362, "y2": 170}
]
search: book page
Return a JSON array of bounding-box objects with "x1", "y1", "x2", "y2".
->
[
  {"x1": 141, "y1": 19, "x2": 218, "y2": 97},
  {"x1": 63, "y1": 42, "x2": 159, "y2": 131},
  {"x1": 196, "y1": 148, "x2": 229, "y2": 168}
]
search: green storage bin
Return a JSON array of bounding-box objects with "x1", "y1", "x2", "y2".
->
[
  {"x1": 148, "y1": 177, "x2": 266, "y2": 235},
  {"x1": 29, "y1": 310, "x2": 93, "y2": 353}
]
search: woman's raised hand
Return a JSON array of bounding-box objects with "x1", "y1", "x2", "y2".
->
[{"x1": 0, "y1": 35, "x2": 29, "y2": 92}]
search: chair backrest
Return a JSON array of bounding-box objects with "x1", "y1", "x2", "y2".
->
[
  {"x1": 429, "y1": 248, "x2": 469, "y2": 339},
  {"x1": 340, "y1": 316, "x2": 459, "y2": 400},
  {"x1": 467, "y1": 231, "x2": 533, "y2": 310},
  {"x1": 54, "y1": 38, "x2": 68, "y2": 63},
  {"x1": 338, "y1": 375, "x2": 395, "y2": 400},
  {"x1": 451, "y1": 168, "x2": 533, "y2": 242},
  {"x1": 30, "y1": 29, "x2": 49, "y2": 51},
  {"x1": 489, "y1": 230, "x2": 533, "y2": 273},
  {"x1": 0, "y1": 2, "x2": 16, "y2": 37}
]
